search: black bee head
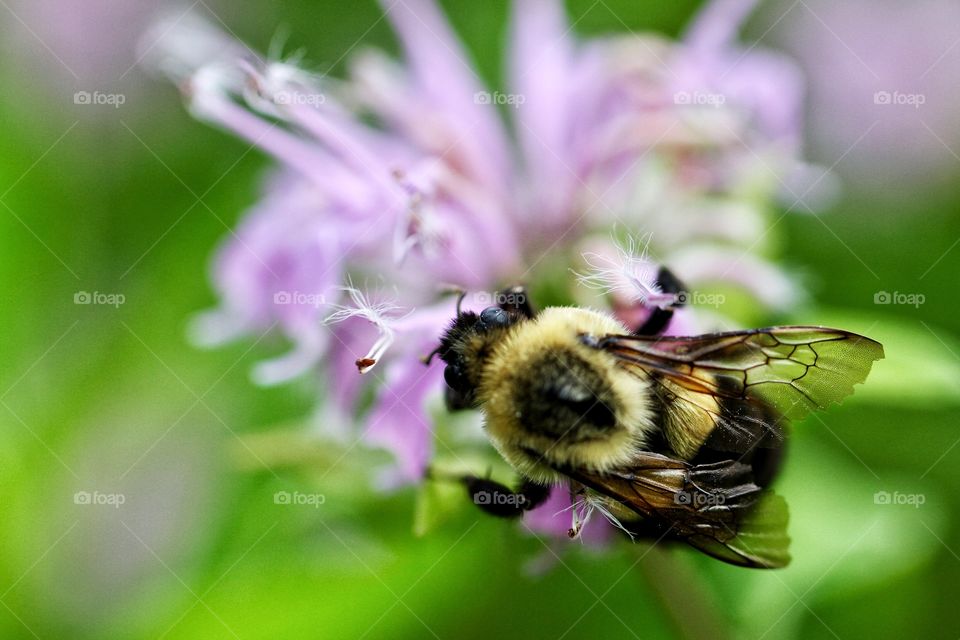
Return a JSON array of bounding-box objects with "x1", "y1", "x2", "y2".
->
[{"x1": 436, "y1": 305, "x2": 515, "y2": 410}]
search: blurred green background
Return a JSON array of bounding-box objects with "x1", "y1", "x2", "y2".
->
[{"x1": 1, "y1": 1, "x2": 959, "y2": 638}]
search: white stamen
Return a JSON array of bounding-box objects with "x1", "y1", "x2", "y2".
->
[
  {"x1": 392, "y1": 171, "x2": 449, "y2": 265},
  {"x1": 324, "y1": 282, "x2": 411, "y2": 374},
  {"x1": 239, "y1": 58, "x2": 327, "y2": 118},
  {"x1": 140, "y1": 11, "x2": 249, "y2": 84},
  {"x1": 188, "y1": 63, "x2": 245, "y2": 116},
  {"x1": 572, "y1": 234, "x2": 676, "y2": 309},
  {"x1": 559, "y1": 493, "x2": 635, "y2": 541}
]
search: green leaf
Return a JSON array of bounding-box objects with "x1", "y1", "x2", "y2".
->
[
  {"x1": 412, "y1": 477, "x2": 468, "y2": 537},
  {"x1": 726, "y1": 433, "x2": 946, "y2": 638}
]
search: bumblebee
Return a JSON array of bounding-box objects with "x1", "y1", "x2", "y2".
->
[{"x1": 431, "y1": 273, "x2": 883, "y2": 568}]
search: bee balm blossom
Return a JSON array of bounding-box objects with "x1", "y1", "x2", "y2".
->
[{"x1": 146, "y1": 1, "x2": 809, "y2": 509}]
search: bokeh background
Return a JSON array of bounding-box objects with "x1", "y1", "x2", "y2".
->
[{"x1": 2, "y1": 1, "x2": 959, "y2": 638}]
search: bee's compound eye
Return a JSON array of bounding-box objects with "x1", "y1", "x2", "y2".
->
[
  {"x1": 479, "y1": 307, "x2": 509, "y2": 327},
  {"x1": 444, "y1": 364, "x2": 465, "y2": 391}
]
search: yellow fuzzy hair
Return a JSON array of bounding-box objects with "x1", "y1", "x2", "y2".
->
[{"x1": 478, "y1": 307, "x2": 657, "y2": 482}]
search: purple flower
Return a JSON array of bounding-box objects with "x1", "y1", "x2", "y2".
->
[
  {"x1": 148, "y1": 0, "x2": 811, "y2": 530},
  {"x1": 524, "y1": 488, "x2": 618, "y2": 547},
  {"x1": 11, "y1": 0, "x2": 166, "y2": 83},
  {"x1": 771, "y1": 0, "x2": 960, "y2": 194}
]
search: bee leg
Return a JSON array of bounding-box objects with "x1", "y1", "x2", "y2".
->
[
  {"x1": 461, "y1": 475, "x2": 551, "y2": 518},
  {"x1": 497, "y1": 285, "x2": 535, "y2": 319},
  {"x1": 633, "y1": 266, "x2": 687, "y2": 336}
]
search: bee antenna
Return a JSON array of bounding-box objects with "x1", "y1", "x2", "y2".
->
[
  {"x1": 455, "y1": 290, "x2": 468, "y2": 317},
  {"x1": 420, "y1": 344, "x2": 442, "y2": 366}
]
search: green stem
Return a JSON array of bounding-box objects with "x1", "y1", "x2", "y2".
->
[{"x1": 637, "y1": 547, "x2": 732, "y2": 640}]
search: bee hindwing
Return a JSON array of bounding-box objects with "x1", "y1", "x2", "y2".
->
[{"x1": 548, "y1": 451, "x2": 791, "y2": 568}]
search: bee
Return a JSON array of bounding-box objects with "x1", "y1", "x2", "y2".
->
[{"x1": 430, "y1": 274, "x2": 883, "y2": 568}]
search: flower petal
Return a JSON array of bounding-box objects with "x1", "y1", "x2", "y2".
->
[
  {"x1": 378, "y1": 0, "x2": 513, "y2": 195},
  {"x1": 365, "y1": 352, "x2": 444, "y2": 488},
  {"x1": 509, "y1": 0, "x2": 578, "y2": 227}
]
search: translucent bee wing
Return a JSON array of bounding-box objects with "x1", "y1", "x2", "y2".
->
[
  {"x1": 552, "y1": 451, "x2": 790, "y2": 568},
  {"x1": 595, "y1": 326, "x2": 884, "y2": 420},
  {"x1": 685, "y1": 492, "x2": 790, "y2": 569}
]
